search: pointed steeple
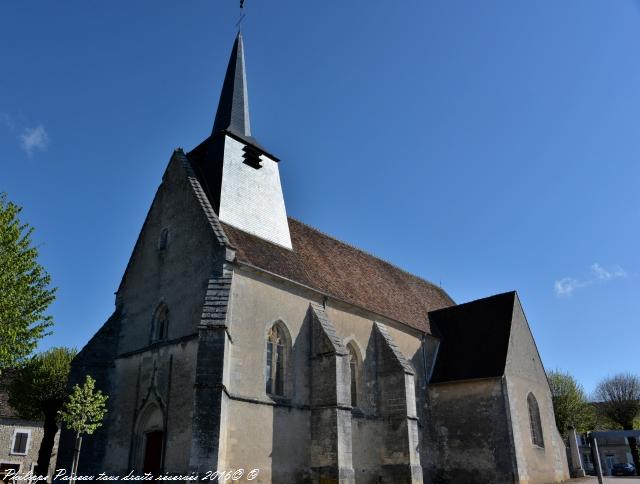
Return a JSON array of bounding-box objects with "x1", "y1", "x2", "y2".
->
[
  {"x1": 212, "y1": 32, "x2": 251, "y2": 137},
  {"x1": 188, "y1": 31, "x2": 292, "y2": 249}
]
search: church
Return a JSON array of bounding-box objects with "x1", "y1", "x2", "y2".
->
[{"x1": 57, "y1": 31, "x2": 570, "y2": 483}]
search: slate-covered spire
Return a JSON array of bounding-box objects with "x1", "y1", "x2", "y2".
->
[
  {"x1": 188, "y1": 30, "x2": 291, "y2": 249},
  {"x1": 212, "y1": 31, "x2": 251, "y2": 137}
]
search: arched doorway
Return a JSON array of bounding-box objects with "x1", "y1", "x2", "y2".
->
[
  {"x1": 143, "y1": 430, "x2": 164, "y2": 475},
  {"x1": 134, "y1": 402, "x2": 164, "y2": 476}
]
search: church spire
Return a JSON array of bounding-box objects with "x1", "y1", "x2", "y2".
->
[
  {"x1": 188, "y1": 30, "x2": 292, "y2": 249},
  {"x1": 212, "y1": 32, "x2": 251, "y2": 137}
]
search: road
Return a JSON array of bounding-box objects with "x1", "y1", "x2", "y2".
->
[{"x1": 571, "y1": 478, "x2": 640, "y2": 483}]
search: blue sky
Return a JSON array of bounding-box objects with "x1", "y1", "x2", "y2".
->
[{"x1": 1, "y1": 1, "x2": 638, "y2": 395}]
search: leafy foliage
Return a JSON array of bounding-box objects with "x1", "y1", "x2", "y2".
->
[
  {"x1": 8, "y1": 347, "x2": 76, "y2": 474},
  {"x1": 547, "y1": 370, "x2": 594, "y2": 436},
  {"x1": 0, "y1": 193, "x2": 55, "y2": 371},
  {"x1": 8, "y1": 347, "x2": 77, "y2": 419},
  {"x1": 59, "y1": 375, "x2": 108, "y2": 436}
]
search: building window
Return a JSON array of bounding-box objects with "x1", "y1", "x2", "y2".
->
[
  {"x1": 152, "y1": 303, "x2": 169, "y2": 341},
  {"x1": 158, "y1": 228, "x2": 169, "y2": 251},
  {"x1": 265, "y1": 323, "x2": 290, "y2": 397},
  {"x1": 347, "y1": 342, "x2": 360, "y2": 408},
  {"x1": 0, "y1": 464, "x2": 21, "y2": 482},
  {"x1": 11, "y1": 430, "x2": 29, "y2": 454},
  {"x1": 527, "y1": 392, "x2": 544, "y2": 448}
]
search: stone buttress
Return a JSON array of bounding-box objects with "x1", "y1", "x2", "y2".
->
[
  {"x1": 374, "y1": 323, "x2": 423, "y2": 483},
  {"x1": 309, "y1": 304, "x2": 356, "y2": 484},
  {"x1": 189, "y1": 266, "x2": 234, "y2": 478}
]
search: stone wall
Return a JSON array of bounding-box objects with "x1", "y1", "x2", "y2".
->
[
  {"x1": 426, "y1": 378, "x2": 516, "y2": 483},
  {"x1": 0, "y1": 418, "x2": 59, "y2": 476},
  {"x1": 116, "y1": 153, "x2": 222, "y2": 354},
  {"x1": 56, "y1": 310, "x2": 121, "y2": 474},
  {"x1": 189, "y1": 267, "x2": 233, "y2": 476},
  {"x1": 102, "y1": 340, "x2": 198, "y2": 475},
  {"x1": 57, "y1": 151, "x2": 227, "y2": 475},
  {"x1": 309, "y1": 304, "x2": 354, "y2": 483},
  {"x1": 504, "y1": 296, "x2": 569, "y2": 484},
  {"x1": 220, "y1": 266, "x2": 424, "y2": 483}
]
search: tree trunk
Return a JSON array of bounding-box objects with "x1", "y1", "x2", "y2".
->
[
  {"x1": 34, "y1": 408, "x2": 59, "y2": 476},
  {"x1": 70, "y1": 433, "x2": 82, "y2": 484}
]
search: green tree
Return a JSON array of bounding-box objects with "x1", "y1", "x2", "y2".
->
[
  {"x1": 59, "y1": 375, "x2": 108, "y2": 481},
  {"x1": 594, "y1": 373, "x2": 640, "y2": 475},
  {"x1": 8, "y1": 347, "x2": 77, "y2": 475},
  {"x1": 547, "y1": 370, "x2": 594, "y2": 437},
  {"x1": 0, "y1": 193, "x2": 55, "y2": 372}
]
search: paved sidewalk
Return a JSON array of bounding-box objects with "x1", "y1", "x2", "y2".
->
[{"x1": 570, "y1": 478, "x2": 640, "y2": 482}]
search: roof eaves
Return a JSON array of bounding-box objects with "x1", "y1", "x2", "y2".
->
[
  {"x1": 429, "y1": 376, "x2": 503, "y2": 386},
  {"x1": 233, "y1": 258, "x2": 428, "y2": 335}
]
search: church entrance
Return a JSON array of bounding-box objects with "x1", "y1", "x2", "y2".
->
[{"x1": 142, "y1": 430, "x2": 163, "y2": 476}]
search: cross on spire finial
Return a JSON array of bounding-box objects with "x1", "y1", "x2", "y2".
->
[{"x1": 236, "y1": 0, "x2": 246, "y2": 31}]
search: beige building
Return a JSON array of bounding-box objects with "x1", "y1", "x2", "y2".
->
[
  {"x1": 578, "y1": 433, "x2": 636, "y2": 475},
  {"x1": 0, "y1": 374, "x2": 56, "y2": 482},
  {"x1": 57, "y1": 32, "x2": 570, "y2": 483}
]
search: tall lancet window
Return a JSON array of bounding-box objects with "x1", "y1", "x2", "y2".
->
[
  {"x1": 152, "y1": 303, "x2": 169, "y2": 342},
  {"x1": 347, "y1": 342, "x2": 360, "y2": 408},
  {"x1": 158, "y1": 228, "x2": 169, "y2": 251},
  {"x1": 265, "y1": 323, "x2": 289, "y2": 397},
  {"x1": 527, "y1": 392, "x2": 544, "y2": 447}
]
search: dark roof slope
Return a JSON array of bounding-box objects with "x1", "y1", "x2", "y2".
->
[
  {"x1": 429, "y1": 291, "x2": 515, "y2": 383},
  {"x1": 221, "y1": 218, "x2": 454, "y2": 332}
]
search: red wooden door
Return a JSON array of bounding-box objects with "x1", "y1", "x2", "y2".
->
[{"x1": 142, "y1": 431, "x2": 163, "y2": 476}]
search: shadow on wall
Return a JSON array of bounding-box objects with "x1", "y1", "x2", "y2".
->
[
  {"x1": 351, "y1": 331, "x2": 384, "y2": 481},
  {"x1": 271, "y1": 313, "x2": 311, "y2": 483}
]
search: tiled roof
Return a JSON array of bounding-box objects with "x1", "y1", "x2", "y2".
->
[
  {"x1": 429, "y1": 291, "x2": 516, "y2": 383},
  {"x1": 221, "y1": 218, "x2": 454, "y2": 332}
]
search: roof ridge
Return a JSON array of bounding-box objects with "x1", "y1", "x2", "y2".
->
[
  {"x1": 428, "y1": 290, "x2": 515, "y2": 315},
  {"x1": 288, "y1": 216, "x2": 451, "y2": 297}
]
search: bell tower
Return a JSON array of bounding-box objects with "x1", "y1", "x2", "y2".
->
[{"x1": 189, "y1": 32, "x2": 292, "y2": 249}]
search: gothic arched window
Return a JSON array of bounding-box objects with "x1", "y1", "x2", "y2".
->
[
  {"x1": 347, "y1": 342, "x2": 361, "y2": 408},
  {"x1": 265, "y1": 322, "x2": 290, "y2": 397},
  {"x1": 153, "y1": 303, "x2": 169, "y2": 342},
  {"x1": 527, "y1": 392, "x2": 544, "y2": 447},
  {"x1": 158, "y1": 228, "x2": 169, "y2": 251}
]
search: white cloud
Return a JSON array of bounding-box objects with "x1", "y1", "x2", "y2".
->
[
  {"x1": 20, "y1": 124, "x2": 49, "y2": 156},
  {"x1": 554, "y1": 263, "x2": 627, "y2": 297},
  {"x1": 591, "y1": 263, "x2": 626, "y2": 280},
  {"x1": 554, "y1": 277, "x2": 584, "y2": 297}
]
